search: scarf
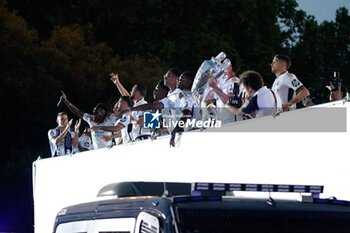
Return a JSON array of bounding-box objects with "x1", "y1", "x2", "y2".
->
[{"x1": 54, "y1": 126, "x2": 72, "y2": 156}]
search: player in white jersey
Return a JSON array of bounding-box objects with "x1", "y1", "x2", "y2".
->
[
  {"x1": 206, "y1": 60, "x2": 241, "y2": 123},
  {"x1": 92, "y1": 96, "x2": 133, "y2": 145},
  {"x1": 227, "y1": 71, "x2": 282, "y2": 118},
  {"x1": 151, "y1": 79, "x2": 171, "y2": 137},
  {"x1": 270, "y1": 54, "x2": 309, "y2": 111},
  {"x1": 153, "y1": 79, "x2": 170, "y2": 102},
  {"x1": 48, "y1": 112, "x2": 79, "y2": 157},
  {"x1": 168, "y1": 71, "x2": 199, "y2": 146},
  {"x1": 110, "y1": 73, "x2": 149, "y2": 140},
  {"x1": 123, "y1": 68, "x2": 198, "y2": 146},
  {"x1": 159, "y1": 87, "x2": 184, "y2": 132},
  {"x1": 60, "y1": 91, "x2": 117, "y2": 149},
  {"x1": 129, "y1": 85, "x2": 149, "y2": 138},
  {"x1": 82, "y1": 111, "x2": 117, "y2": 149},
  {"x1": 77, "y1": 128, "x2": 93, "y2": 152},
  {"x1": 122, "y1": 68, "x2": 181, "y2": 131},
  {"x1": 161, "y1": 71, "x2": 199, "y2": 130}
]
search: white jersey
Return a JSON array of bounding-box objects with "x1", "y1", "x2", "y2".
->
[
  {"x1": 48, "y1": 128, "x2": 76, "y2": 157},
  {"x1": 242, "y1": 86, "x2": 282, "y2": 118},
  {"x1": 115, "y1": 114, "x2": 132, "y2": 144},
  {"x1": 83, "y1": 113, "x2": 117, "y2": 149},
  {"x1": 160, "y1": 88, "x2": 184, "y2": 132},
  {"x1": 160, "y1": 88, "x2": 183, "y2": 109},
  {"x1": 272, "y1": 72, "x2": 303, "y2": 110},
  {"x1": 214, "y1": 76, "x2": 241, "y2": 124},
  {"x1": 79, "y1": 134, "x2": 93, "y2": 151},
  {"x1": 131, "y1": 98, "x2": 149, "y2": 140},
  {"x1": 214, "y1": 76, "x2": 239, "y2": 107},
  {"x1": 160, "y1": 88, "x2": 201, "y2": 131},
  {"x1": 182, "y1": 90, "x2": 200, "y2": 121}
]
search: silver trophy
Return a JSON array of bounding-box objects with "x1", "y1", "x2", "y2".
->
[
  {"x1": 191, "y1": 52, "x2": 231, "y2": 121},
  {"x1": 191, "y1": 52, "x2": 230, "y2": 96}
]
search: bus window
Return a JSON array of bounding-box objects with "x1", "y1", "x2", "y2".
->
[
  {"x1": 55, "y1": 218, "x2": 135, "y2": 233},
  {"x1": 135, "y1": 212, "x2": 160, "y2": 233}
]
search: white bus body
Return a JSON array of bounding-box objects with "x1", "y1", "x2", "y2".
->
[{"x1": 33, "y1": 100, "x2": 350, "y2": 233}]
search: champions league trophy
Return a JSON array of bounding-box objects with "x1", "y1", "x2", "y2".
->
[
  {"x1": 191, "y1": 52, "x2": 229, "y2": 96},
  {"x1": 191, "y1": 52, "x2": 230, "y2": 120}
]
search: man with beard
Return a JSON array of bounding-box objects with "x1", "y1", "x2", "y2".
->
[{"x1": 270, "y1": 54, "x2": 309, "y2": 111}]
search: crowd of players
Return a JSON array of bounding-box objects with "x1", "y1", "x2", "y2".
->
[{"x1": 48, "y1": 54, "x2": 348, "y2": 157}]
